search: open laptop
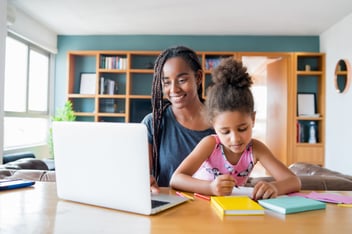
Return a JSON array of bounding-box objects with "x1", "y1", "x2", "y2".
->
[{"x1": 52, "y1": 121, "x2": 188, "y2": 215}]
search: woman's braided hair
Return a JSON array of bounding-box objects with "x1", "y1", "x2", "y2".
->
[{"x1": 151, "y1": 45, "x2": 203, "y2": 179}]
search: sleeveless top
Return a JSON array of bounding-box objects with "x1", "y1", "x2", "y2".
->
[{"x1": 193, "y1": 135, "x2": 255, "y2": 186}]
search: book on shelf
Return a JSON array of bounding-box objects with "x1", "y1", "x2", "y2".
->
[
  {"x1": 258, "y1": 196, "x2": 326, "y2": 214},
  {"x1": 101, "y1": 56, "x2": 127, "y2": 70},
  {"x1": 100, "y1": 77, "x2": 105, "y2": 94},
  {"x1": 210, "y1": 196, "x2": 264, "y2": 216},
  {"x1": 100, "y1": 77, "x2": 117, "y2": 95}
]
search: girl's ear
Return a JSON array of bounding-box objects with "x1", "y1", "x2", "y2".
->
[{"x1": 251, "y1": 111, "x2": 256, "y2": 127}]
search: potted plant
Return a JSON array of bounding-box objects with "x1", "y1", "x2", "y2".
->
[{"x1": 48, "y1": 100, "x2": 76, "y2": 158}]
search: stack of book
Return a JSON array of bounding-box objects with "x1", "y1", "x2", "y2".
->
[
  {"x1": 258, "y1": 196, "x2": 326, "y2": 214},
  {"x1": 210, "y1": 196, "x2": 264, "y2": 216}
]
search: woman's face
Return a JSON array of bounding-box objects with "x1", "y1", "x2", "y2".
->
[
  {"x1": 213, "y1": 111, "x2": 255, "y2": 156},
  {"x1": 161, "y1": 57, "x2": 201, "y2": 108}
]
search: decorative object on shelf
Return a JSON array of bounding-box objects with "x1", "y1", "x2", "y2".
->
[
  {"x1": 297, "y1": 92, "x2": 316, "y2": 116},
  {"x1": 334, "y1": 59, "x2": 351, "y2": 94},
  {"x1": 79, "y1": 73, "x2": 96, "y2": 94},
  {"x1": 99, "y1": 99, "x2": 117, "y2": 113},
  {"x1": 105, "y1": 79, "x2": 117, "y2": 95},
  {"x1": 308, "y1": 121, "x2": 317, "y2": 144}
]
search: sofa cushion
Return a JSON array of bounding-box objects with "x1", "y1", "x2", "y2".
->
[
  {"x1": 3, "y1": 152, "x2": 35, "y2": 164},
  {"x1": 1, "y1": 158, "x2": 49, "y2": 170},
  {"x1": 289, "y1": 162, "x2": 352, "y2": 181},
  {"x1": 0, "y1": 169, "x2": 56, "y2": 182},
  {"x1": 246, "y1": 175, "x2": 352, "y2": 191}
]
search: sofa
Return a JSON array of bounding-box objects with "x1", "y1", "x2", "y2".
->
[
  {"x1": 1, "y1": 159, "x2": 352, "y2": 190},
  {"x1": 0, "y1": 158, "x2": 55, "y2": 182},
  {"x1": 246, "y1": 162, "x2": 352, "y2": 190}
]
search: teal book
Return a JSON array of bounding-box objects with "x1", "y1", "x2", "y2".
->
[{"x1": 258, "y1": 196, "x2": 326, "y2": 214}]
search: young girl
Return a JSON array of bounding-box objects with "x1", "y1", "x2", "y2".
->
[{"x1": 170, "y1": 57, "x2": 301, "y2": 200}]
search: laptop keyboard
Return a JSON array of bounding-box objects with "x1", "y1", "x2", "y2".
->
[{"x1": 151, "y1": 200, "x2": 170, "y2": 208}]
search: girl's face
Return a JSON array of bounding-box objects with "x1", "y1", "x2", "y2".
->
[
  {"x1": 212, "y1": 111, "x2": 255, "y2": 155},
  {"x1": 161, "y1": 57, "x2": 201, "y2": 108}
]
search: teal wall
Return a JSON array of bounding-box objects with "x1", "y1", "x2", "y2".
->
[{"x1": 55, "y1": 35, "x2": 320, "y2": 109}]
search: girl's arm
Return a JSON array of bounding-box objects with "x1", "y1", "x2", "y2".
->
[
  {"x1": 170, "y1": 136, "x2": 235, "y2": 195},
  {"x1": 252, "y1": 139, "x2": 301, "y2": 200}
]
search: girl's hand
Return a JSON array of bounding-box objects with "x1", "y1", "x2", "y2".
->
[
  {"x1": 210, "y1": 174, "x2": 236, "y2": 196},
  {"x1": 252, "y1": 181, "x2": 278, "y2": 200}
]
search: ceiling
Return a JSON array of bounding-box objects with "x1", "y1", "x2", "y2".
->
[{"x1": 8, "y1": 0, "x2": 352, "y2": 36}]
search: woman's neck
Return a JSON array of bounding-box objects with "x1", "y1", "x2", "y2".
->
[{"x1": 171, "y1": 101, "x2": 210, "y2": 130}]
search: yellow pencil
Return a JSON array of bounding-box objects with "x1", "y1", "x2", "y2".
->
[
  {"x1": 337, "y1": 203, "x2": 352, "y2": 208},
  {"x1": 176, "y1": 191, "x2": 194, "y2": 200}
]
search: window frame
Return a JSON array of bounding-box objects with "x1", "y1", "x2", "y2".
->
[{"x1": 4, "y1": 32, "x2": 53, "y2": 150}]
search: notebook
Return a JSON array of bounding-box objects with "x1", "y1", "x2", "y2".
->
[
  {"x1": 258, "y1": 196, "x2": 326, "y2": 214},
  {"x1": 52, "y1": 121, "x2": 188, "y2": 215},
  {"x1": 210, "y1": 196, "x2": 265, "y2": 216}
]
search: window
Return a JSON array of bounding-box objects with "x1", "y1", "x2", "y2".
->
[{"x1": 4, "y1": 34, "x2": 51, "y2": 149}]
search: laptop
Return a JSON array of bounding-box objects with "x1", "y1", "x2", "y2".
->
[{"x1": 52, "y1": 121, "x2": 188, "y2": 215}]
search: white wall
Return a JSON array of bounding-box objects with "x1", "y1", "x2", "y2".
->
[
  {"x1": 320, "y1": 13, "x2": 352, "y2": 175},
  {"x1": 0, "y1": 1, "x2": 7, "y2": 163},
  {"x1": 7, "y1": 5, "x2": 57, "y2": 53}
]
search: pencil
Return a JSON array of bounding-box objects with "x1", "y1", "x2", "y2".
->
[
  {"x1": 337, "y1": 203, "x2": 352, "y2": 208},
  {"x1": 194, "y1": 193, "x2": 210, "y2": 201},
  {"x1": 176, "y1": 191, "x2": 194, "y2": 200}
]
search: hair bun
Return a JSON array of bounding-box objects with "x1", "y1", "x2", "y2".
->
[{"x1": 212, "y1": 57, "x2": 252, "y2": 89}]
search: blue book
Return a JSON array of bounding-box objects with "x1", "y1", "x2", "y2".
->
[
  {"x1": 258, "y1": 196, "x2": 326, "y2": 214},
  {"x1": 0, "y1": 179, "x2": 35, "y2": 190}
]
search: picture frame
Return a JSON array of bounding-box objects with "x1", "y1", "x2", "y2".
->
[
  {"x1": 297, "y1": 92, "x2": 316, "y2": 116},
  {"x1": 79, "y1": 73, "x2": 96, "y2": 94}
]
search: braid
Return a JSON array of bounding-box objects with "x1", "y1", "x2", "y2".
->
[{"x1": 151, "y1": 46, "x2": 203, "y2": 179}]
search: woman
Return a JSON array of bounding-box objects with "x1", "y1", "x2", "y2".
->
[{"x1": 142, "y1": 46, "x2": 214, "y2": 190}]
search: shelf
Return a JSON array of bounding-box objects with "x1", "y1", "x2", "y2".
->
[
  {"x1": 296, "y1": 71, "x2": 323, "y2": 75},
  {"x1": 296, "y1": 116, "x2": 323, "y2": 121},
  {"x1": 292, "y1": 52, "x2": 325, "y2": 166},
  {"x1": 98, "y1": 69, "x2": 127, "y2": 73}
]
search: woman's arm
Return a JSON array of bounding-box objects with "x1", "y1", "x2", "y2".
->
[
  {"x1": 252, "y1": 139, "x2": 301, "y2": 200},
  {"x1": 148, "y1": 143, "x2": 160, "y2": 193}
]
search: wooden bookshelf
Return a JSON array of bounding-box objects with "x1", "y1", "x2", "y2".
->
[
  {"x1": 289, "y1": 52, "x2": 326, "y2": 166},
  {"x1": 67, "y1": 50, "x2": 325, "y2": 166}
]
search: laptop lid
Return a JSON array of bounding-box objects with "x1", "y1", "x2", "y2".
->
[{"x1": 52, "y1": 121, "x2": 187, "y2": 215}]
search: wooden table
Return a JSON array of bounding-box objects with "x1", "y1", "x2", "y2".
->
[{"x1": 0, "y1": 182, "x2": 351, "y2": 234}]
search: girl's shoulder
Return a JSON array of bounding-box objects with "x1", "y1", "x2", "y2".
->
[
  {"x1": 198, "y1": 134, "x2": 218, "y2": 147},
  {"x1": 251, "y1": 138, "x2": 269, "y2": 149},
  {"x1": 251, "y1": 138, "x2": 273, "y2": 161}
]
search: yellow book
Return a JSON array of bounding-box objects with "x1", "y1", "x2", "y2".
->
[{"x1": 211, "y1": 196, "x2": 265, "y2": 216}]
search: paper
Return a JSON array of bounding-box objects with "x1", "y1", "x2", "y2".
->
[
  {"x1": 288, "y1": 192, "x2": 352, "y2": 204},
  {"x1": 232, "y1": 186, "x2": 254, "y2": 197}
]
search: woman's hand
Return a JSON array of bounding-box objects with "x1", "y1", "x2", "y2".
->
[
  {"x1": 210, "y1": 174, "x2": 236, "y2": 196},
  {"x1": 252, "y1": 181, "x2": 278, "y2": 200},
  {"x1": 150, "y1": 175, "x2": 160, "y2": 194}
]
